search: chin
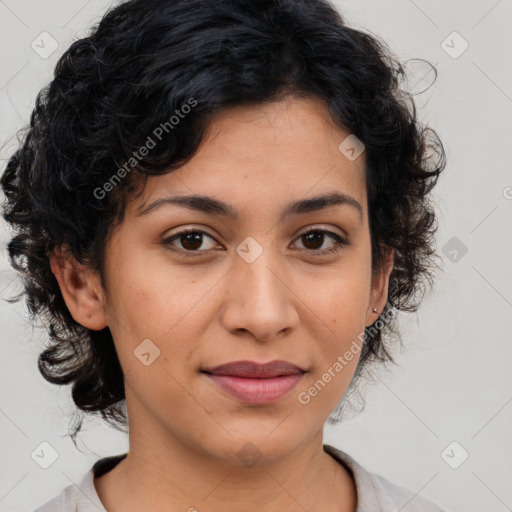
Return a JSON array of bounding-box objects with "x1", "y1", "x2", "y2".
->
[{"x1": 202, "y1": 433, "x2": 305, "y2": 468}]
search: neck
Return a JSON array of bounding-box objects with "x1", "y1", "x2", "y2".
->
[{"x1": 94, "y1": 395, "x2": 357, "y2": 512}]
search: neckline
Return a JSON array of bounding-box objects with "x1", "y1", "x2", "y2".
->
[
  {"x1": 92, "y1": 452, "x2": 127, "y2": 478},
  {"x1": 91, "y1": 445, "x2": 354, "y2": 479}
]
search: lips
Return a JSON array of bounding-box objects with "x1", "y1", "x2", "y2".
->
[
  {"x1": 202, "y1": 360, "x2": 305, "y2": 378},
  {"x1": 201, "y1": 360, "x2": 306, "y2": 405}
]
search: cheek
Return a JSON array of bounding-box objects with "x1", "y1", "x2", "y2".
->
[
  {"x1": 105, "y1": 270, "x2": 213, "y2": 384},
  {"x1": 106, "y1": 250, "x2": 205, "y2": 336},
  {"x1": 294, "y1": 302, "x2": 364, "y2": 420},
  {"x1": 302, "y1": 258, "x2": 371, "y2": 329},
  {"x1": 296, "y1": 264, "x2": 370, "y2": 396},
  {"x1": 324, "y1": 289, "x2": 368, "y2": 365}
]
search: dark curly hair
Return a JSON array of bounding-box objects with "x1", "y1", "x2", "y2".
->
[{"x1": 1, "y1": 0, "x2": 446, "y2": 443}]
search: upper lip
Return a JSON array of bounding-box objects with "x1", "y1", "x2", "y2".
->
[{"x1": 202, "y1": 360, "x2": 305, "y2": 378}]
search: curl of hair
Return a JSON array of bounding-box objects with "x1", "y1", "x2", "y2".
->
[{"x1": 1, "y1": 0, "x2": 446, "y2": 440}]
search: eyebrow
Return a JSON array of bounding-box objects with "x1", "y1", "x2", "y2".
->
[{"x1": 136, "y1": 191, "x2": 363, "y2": 223}]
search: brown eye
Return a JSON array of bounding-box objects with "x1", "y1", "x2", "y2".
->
[
  {"x1": 294, "y1": 229, "x2": 348, "y2": 254},
  {"x1": 163, "y1": 230, "x2": 219, "y2": 253},
  {"x1": 301, "y1": 231, "x2": 326, "y2": 250}
]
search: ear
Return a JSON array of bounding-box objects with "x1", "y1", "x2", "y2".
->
[
  {"x1": 49, "y1": 246, "x2": 108, "y2": 330},
  {"x1": 365, "y1": 245, "x2": 394, "y2": 326}
]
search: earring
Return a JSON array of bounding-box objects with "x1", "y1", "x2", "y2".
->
[{"x1": 372, "y1": 307, "x2": 377, "y2": 313}]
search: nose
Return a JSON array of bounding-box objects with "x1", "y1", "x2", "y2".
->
[{"x1": 218, "y1": 245, "x2": 299, "y2": 342}]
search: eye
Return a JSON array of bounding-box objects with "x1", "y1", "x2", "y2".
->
[
  {"x1": 162, "y1": 227, "x2": 349, "y2": 257},
  {"x1": 292, "y1": 229, "x2": 349, "y2": 254},
  {"x1": 163, "y1": 229, "x2": 221, "y2": 254}
]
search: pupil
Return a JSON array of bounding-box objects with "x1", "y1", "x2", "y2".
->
[
  {"x1": 304, "y1": 232, "x2": 323, "y2": 249},
  {"x1": 182, "y1": 232, "x2": 203, "y2": 250}
]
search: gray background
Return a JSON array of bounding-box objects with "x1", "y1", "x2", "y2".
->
[{"x1": 1, "y1": 1, "x2": 511, "y2": 511}]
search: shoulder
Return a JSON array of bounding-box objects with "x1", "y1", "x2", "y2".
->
[
  {"x1": 32, "y1": 467, "x2": 104, "y2": 512},
  {"x1": 32, "y1": 481, "x2": 77, "y2": 512},
  {"x1": 32, "y1": 453, "x2": 126, "y2": 512},
  {"x1": 323, "y1": 444, "x2": 447, "y2": 512}
]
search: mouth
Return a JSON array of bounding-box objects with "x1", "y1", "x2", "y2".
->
[{"x1": 201, "y1": 360, "x2": 306, "y2": 405}]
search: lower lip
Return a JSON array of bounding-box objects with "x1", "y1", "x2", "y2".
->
[{"x1": 204, "y1": 373, "x2": 304, "y2": 405}]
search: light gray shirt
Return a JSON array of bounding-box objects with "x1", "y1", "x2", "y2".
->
[{"x1": 33, "y1": 444, "x2": 447, "y2": 512}]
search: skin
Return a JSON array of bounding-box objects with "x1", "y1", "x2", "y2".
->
[{"x1": 50, "y1": 95, "x2": 394, "y2": 512}]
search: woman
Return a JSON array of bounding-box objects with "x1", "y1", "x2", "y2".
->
[{"x1": 1, "y1": 0, "x2": 446, "y2": 510}]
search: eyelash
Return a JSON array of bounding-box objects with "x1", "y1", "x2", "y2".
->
[{"x1": 162, "y1": 228, "x2": 349, "y2": 257}]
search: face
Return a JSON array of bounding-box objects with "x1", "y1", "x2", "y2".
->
[{"x1": 53, "y1": 96, "x2": 393, "y2": 466}]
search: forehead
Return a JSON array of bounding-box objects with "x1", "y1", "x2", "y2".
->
[{"x1": 130, "y1": 96, "x2": 367, "y2": 219}]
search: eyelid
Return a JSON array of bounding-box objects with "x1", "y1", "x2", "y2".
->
[
  {"x1": 163, "y1": 224, "x2": 219, "y2": 240},
  {"x1": 164, "y1": 223, "x2": 347, "y2": 240},
  {"x1": 295, "y1": 224, "x2": 347, "y2": 239}
]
